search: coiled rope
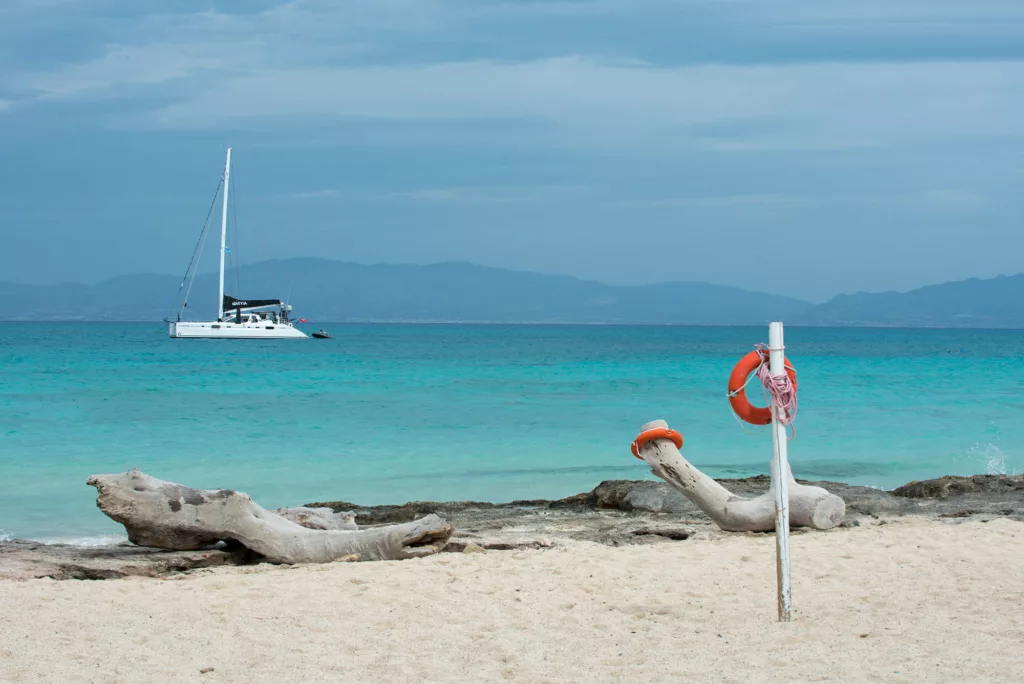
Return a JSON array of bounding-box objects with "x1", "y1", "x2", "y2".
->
[{"x1": 754, "y1": 343, "x2": 798, "y2": 434}]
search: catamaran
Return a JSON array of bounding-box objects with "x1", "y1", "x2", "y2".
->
[{"x1": 168, "y1": 148, "x2": 307, "y2": 339}]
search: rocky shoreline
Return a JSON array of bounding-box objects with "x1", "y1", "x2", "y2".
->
[{"x1": 2, "y1": 474, "x2": 1022, "y2": 580}]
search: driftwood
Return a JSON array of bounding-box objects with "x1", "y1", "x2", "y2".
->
[
  {"x1": 273, "y1": 507, "x2": 358, "y2": 530},
  {"x1": 86, "y1": 469, "x2": 453, "y2": 563},
  {"x1": 634, "y1": 420, "x2": 845, "y2": 531}
]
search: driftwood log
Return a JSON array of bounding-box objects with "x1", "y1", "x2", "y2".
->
[
  {"x1": 87, "y1": 469, "x2": 453, "y2": 563},
  {"x1": 273, "y1": 507, "x2": 358, "y2": 530},
  {"x1": 634, "y1": 420, "x2": 845, "y2": 531}
]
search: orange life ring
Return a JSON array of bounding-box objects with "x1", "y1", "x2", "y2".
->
[
  {"x1": 727, "y1": 350, "x2": 797, "y2": 426},
  {"x1": 630, "y1": 427, "x2": 683, "y2": 459}
]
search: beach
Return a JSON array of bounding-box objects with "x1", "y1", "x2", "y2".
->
[
  {"x1": 2, "y1": 517, "x2": 1022, "y2": 683},
  {"x1": 2, "y1": 323, "x2": 1022, "y2": 682}
]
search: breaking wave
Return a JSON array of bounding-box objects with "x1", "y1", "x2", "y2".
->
[{"x1": 966, "y1": 442, "x2": 1012, "y2": 476}]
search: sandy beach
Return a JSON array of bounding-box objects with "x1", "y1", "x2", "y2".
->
[{"x1": 1, "y1": 517, "x2": 1022, "y2": 683}]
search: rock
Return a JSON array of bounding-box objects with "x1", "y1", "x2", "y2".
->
[
  {"x1": 591, "y1": 480, "x2": 697, "y2": 514},
  {"x1": 629, "y1": 527, "x2": 693, "y2": 541},
  {"x1": 0, "y1": 540, "x2": 253, "y2": 581},
  {"x1": 8, "y1": 472, "x2": 1023, "y2": 581},
  {"x1": 311, "y1": 474, "x2": 1024, "y2": 537},
  {"x1": 309, "y1": 475, "x2": 1024, "y2": 540},
  {"x1": 547, "y1": 492, "x2": 593, "y2": 509},
  {"x1": 477, "y1": 540, "x2": 554, "y2": 551},
  {"x1": 462, "y1": 543, "x2": 486, "y2": 554},
  {"x1": 888, "y1": 474, "x2": 1024, "y2": 520},
  {"x1": 443, "y1": 539, "x2": 554, "y2": 553},
  {"x1": 892, "y1": 475, "x2": 1024, "y2": 499},
  {"x1": 589, "y1": 477, "x2": 914, "y2": 522},
  {"x1": 304, "y1": 500, "x2": 504, "y2": 526},
  {"x1": 568, "y1": 524, "x2": 695, "y2": 547}
]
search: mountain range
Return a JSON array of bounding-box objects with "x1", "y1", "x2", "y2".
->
[{"x1": 1, "y1": 258, "x2": 1021, "y2": 327}]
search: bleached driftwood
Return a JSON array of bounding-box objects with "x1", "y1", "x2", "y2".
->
[
  {"x1": 273, "y1": 507, "x2": 358, "y2": 530},
  {"x1": 87, "y1": 469, "x2": 453, "y2": 563},
  {"x1": 634, "y1": 420, "x2": 845, "y2": 531}
]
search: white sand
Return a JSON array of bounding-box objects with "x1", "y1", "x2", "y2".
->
[{"x1": 2, "y1": 518, "x2": 1022, "y2": 683}]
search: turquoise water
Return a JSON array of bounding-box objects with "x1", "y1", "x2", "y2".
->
[{"x1": 1, "y1": 323, "x2": 1022, "y2": 542}]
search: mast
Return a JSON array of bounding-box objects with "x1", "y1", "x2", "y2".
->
[{"x1": 217, "y1": 147, "x2": 232, "y2": 321}]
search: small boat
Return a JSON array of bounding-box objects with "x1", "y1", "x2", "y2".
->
[{"x1": 311, "y1": 329, "x2": 332, "y2": 339}]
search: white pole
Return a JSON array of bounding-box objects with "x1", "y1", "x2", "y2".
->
[
  {"x1": 217, "y1": 147, "x2": 232, "y2": 322},
  {"x1": 768, "y1": 321, "x2": 792, "y2": 622}
]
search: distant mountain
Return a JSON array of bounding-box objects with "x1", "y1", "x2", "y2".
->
[
  {"x1": 0, "y1": 274, "x2": 181, "y2": 322},
  {"x1": 800, "y1": 273, "x2": 1024, "y2": 328},
  {"x1": 0, "y1": 258, "x2": 809, "y2": 325},
  {"x1": 1, "y1": 260, "x2": 1020, "y2": 327}
]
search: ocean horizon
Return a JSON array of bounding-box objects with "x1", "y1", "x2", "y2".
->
[
  {"x1": 2, "y1": 322, "x2": 1021, "y2": 543},
  {"x1": 6, "y1": 320, "x2": 1024, "y2": 328}
]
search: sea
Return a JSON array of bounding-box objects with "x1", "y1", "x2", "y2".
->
[{"x1": 1, "y1": 323, "x2": 1022, "y2": 544}]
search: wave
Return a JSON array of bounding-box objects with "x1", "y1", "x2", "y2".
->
[{"x1": 967, "y1": 442, "x2": 1011, "y2": 476}]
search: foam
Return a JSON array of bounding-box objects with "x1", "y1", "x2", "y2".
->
[
  {"x1": 967, "y1": 441, "x2": 1012, "y2": 476},
  {"x1": 25, "y1": 535, "x2": 128, "y2": 547}
]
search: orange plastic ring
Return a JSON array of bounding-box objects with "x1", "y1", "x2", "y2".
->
[
  {"x1": 727, "y1": 349, "x2": 797, "y2": 426},
  {"x1": 630, "y1": 427, "x2": 684, "y2": 459}
]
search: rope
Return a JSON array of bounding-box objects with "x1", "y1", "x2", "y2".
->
[
  {"x1": 175, "y1": 178, "x2": 223, "y2": 318},
  {"x1": 754, "y1": 344, "x2": 798, "y2": 437},
  {"x1": 729, "y1": 403, "x2": 769, "y2": 434},
  {"x1": 182, "y1": 219, "x2": 211, "y2": 317},
  {"x1": 727, "y1": 358, "x2": 763, "y2": 399}
]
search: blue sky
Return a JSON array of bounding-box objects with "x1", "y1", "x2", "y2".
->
[{"x1": 1, "y1": 0, "x2": 1022, "y2": 300}]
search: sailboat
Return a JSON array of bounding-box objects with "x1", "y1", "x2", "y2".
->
[{"x1": 168, "y1": 149, "x2": 307, "y2": 339}]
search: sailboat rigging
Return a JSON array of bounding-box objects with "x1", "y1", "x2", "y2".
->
[{"x1": 168, "y1": 148, "x2": 307, "y2": 339}]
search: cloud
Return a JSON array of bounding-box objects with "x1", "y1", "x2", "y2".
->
[
  {"x1": 398, "y1": 187, "x2": 529, "y2": 204},
  {"x1": 279, "y1": 189, "x2": 342, "y2": 200},
  {"x1": 395, "y1": 185, "x2": 588, "y2": 204},
  {"x1": 273, "y1": 185, "x2": 588, "y2": 204},
  {"x1": 114, "y1": 57, "x2": 1021, "y2": 156},
  {"x1": 21, "y1": 43, "x2": 226, "y2": 99},
  {"x1": 703, "y1": 138, "x2": 880, "y2": 152},
  {"x1": 11, "y1": 52, "x2": 1023, "y2": 157},
  {"x1": 911, "y1": 189, "x2": 989, "y2": 211},
  {"x1": 607, "y1": 194, "x2": 808, "y2": 210},
  {"x1": 4, "y1": 1, "x2": 1024, "y2": 154}
]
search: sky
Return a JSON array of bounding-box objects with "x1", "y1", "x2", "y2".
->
[{"x1": 0, "y1": 1, "x2": 1022, "y2": 301}]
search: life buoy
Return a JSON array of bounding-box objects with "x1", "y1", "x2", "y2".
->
[
  {"x1": 727, "y1": 350, "x2": 797, "y2": 426},
  {"x1": 630, "y1": 427, "x2": 683, "y2": 459}
]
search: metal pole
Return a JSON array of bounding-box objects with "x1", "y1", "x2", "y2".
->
[
  {"x1": 768, "y1": 321, "x2": 792, "y2": 621},
  {"x1": 217, "y1": 147, "x2": 232, "y2": 322}
]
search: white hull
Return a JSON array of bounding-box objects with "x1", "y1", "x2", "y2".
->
[{"x1": 170, "y1": 321, "x2": 307, "y2": 339}]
